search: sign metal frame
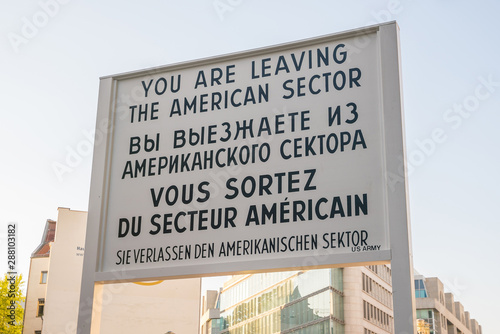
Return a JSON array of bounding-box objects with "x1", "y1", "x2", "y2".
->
[{"x1": 77, "y1": 21, "x2": 415, "y2": 333}]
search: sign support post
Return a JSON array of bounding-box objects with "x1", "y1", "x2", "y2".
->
[
  {"x1": 379, "y1": 23, "x2": 417, "y2": 333},
  {"x1": 77, "y1": 77, "x2": 115, "y2": 334}
]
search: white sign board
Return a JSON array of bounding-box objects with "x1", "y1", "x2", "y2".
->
[
  {"x1": 79, "y1": 22, "x2": 415, "y2": 334},
  {"x1": 86, "y1": 22, "x2": 408, "y2": 283}
]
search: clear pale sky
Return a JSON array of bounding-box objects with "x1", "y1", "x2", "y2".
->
[{"x1": 1, "y1": 0, "x2": 498, "y2": 332}]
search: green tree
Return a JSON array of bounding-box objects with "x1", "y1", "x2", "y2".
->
[{"x1": 0, "y1": 274, "x2": 24, "y2": 334}]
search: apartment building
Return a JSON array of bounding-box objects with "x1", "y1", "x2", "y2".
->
[
  {"x1": 22, "y1": 219, "x2": 55, "y2": 334},
  {"x1": 414, "y1": 274, "x2": 482, "y2": 334}
]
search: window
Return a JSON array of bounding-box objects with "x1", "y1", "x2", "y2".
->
[
  {"x1": 363, "y1": 300, "x2": 393, "y2": 331},
  {"x1": 37, "y1": 298, "x2": 45, "y2": 317},
  {"x1": 362, "y1": 273, "x2": 393, "y2": 308},
  {"x1": 414, "y1": 279, "x2": 428, "y2": 298},
  {"x1": 416, "y1": 309, "x2": 436, "y2": 332},
  {"x1": 35, "y1": 331, "x2": 41, "y2": 334},
  {"x1": 40, "y1": 271, "x2": 48, "y2": 284}
]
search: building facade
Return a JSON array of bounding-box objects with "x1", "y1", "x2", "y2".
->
[
  {"x1": 344, "y1": 265, "x2": 394, "y2": 333},
  {"x1": 42, "y1": 208, "x2": 87, "y2": 333},
  {"x1": 23, "y1": 207, "x2": 202, "y2": 334},
  {"x1": 200, "y1": 289, "x2": 222, "y2": 334},
  {"x1": 22, "y1": 219, "x2": 56, "y2": 334},
  {"x1": 414, "y1": 275, "x2": 482, "y2": 334}
]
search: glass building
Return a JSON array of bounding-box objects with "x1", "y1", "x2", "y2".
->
[
  {"x1": 218, "y1": 269, "x2": 344, "y2": 333},
  {"x1": 208, "y1": 265, "x2": 396, "y2": 333}
]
